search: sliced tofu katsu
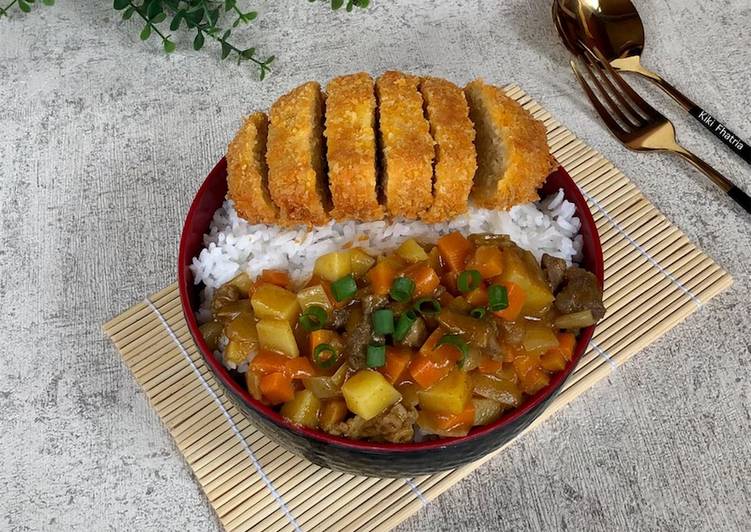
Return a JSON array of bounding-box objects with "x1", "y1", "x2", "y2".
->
[
  {"x1": 419, "y1": 77, "x2": 477, "y2": 222},
  {"x1": 267, "y1": 81, "x2": 329, "y2": 225},
  {"x1": 375, "y1": 71, "x2": 434, "y2": 219},
  {"x1": 226, "y1": 112, "x2": 278, "y2": 224},
  {"x1": 464, "y1": 79, "x2": 554, "y2": 210},
  {"x1": 325, "y1": 73, "x2": 383, "y2": 221}
]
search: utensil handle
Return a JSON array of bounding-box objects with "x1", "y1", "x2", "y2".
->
[
  {"x1": 676, "y1": 148, "x2": 751, "y2": 214},
  {"x1": 687, "y1": 107, "x2": 751, "y2": 165},
  {"x1": 638, "y1": 70, "x2": 751, "y2": 165}
]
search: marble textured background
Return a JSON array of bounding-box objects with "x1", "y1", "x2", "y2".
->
[{"x1": 1, "y1": 1, "x2": 749, "y2": 530}]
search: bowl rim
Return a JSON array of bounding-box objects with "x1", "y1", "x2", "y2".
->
[{"x1": 178, "y1": 160, "x2": 604, "y2": 453}]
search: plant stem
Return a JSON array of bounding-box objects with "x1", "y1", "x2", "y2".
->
[
  {"x1": 128, "y1": 1, "x2": 170, "y2": 42},
  {"x1": 0, "y1": 0, "x2": 19, "y2": 17},
  {"x1": 199, "y1": 24, "x2": 264, "y2": 69}
]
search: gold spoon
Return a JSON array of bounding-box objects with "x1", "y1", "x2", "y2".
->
[{"x1": 553, "y1": 0, "x2": 751, "y2": 165}]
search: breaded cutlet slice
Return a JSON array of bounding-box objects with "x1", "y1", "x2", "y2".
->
[
  {"x1": 419, "y1": 77, "x2": 477, "y2": 222},
  {"x1": 324, "y1": 73, "x2": 383, "y2": 221},
  {"x1": 267, "y1": 81, "x2": 329, "y2": 226},
  {"x1": 375, "y1": 71, "x2": 434, "y2": 219},
  {"x1": 464, "y1": 79, "x2": 555, "y2": 210},
  {"x1": 226, "y1": 112, "x2": 278, "y2": 224}
]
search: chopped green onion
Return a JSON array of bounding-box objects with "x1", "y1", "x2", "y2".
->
[
  {"x1": 313, "y1": 343, "x2": 339, "y2": 369},
  {"x1": 389, "y1": 276, "x2": 415, "y2": 302},
  {"x1": 366, "y1": 344, "x2": 386, "y2": 368},
  {"x1": 469, "y1": 307, "x2": 486, "y2": 319},
  {"x1": 298, "y1": 305, "x2": 327, "y2": 332},
  {"x1": 393, "y1": 310, "x2": 417, "y2": 342},
  {"x1": 488, "y1": 284, "x2": 509, "y2": 312},
  {"x1": 457, "y1": 269, "x2": 481, "y2": 293},
  {"x1": 331, "y1": 274, "x2": 357, "y2": 302},
  {"x1": 413, "y1": 297, "x2": 441, "y2": 316},
  {"x1": 436, "y1": 334, "x2": 469, "y2": 368},
  {"x1": 372, "y1": 308, "x2": 395, "y2": 335}
]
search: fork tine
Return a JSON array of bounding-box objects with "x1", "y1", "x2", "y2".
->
[
  {"x1": 587, "y1": 46, "x2": 661, "y2": 118},
  {"x1": 570, "y1": 59, "x2": 627, "y2": 138},
  {"x1": 578, "y1": 51, "x2": 641, "y2": 128}
]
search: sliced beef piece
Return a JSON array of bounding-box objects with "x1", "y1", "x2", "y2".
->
[
  {"x1": 327, "y1": 402, "x2": 418, "y2": 443},
  {"x1": 554, "y1": 267, "x2": 606, "y2": 321},
  {"x1": 330, "y1": 307, "x2": 351, "y2": 329},
  {"x1": 541, "y1": 253, "x2": 567, "y2": 292},
  {"x1": 345, "y1": 293, "x2": 389, "y2": 369}
]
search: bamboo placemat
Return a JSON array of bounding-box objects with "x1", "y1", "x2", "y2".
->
[{"x1": 104, "y1": 85, "x2": 732, "y2": 532}]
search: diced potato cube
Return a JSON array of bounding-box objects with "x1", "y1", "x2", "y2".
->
[
  {"x1": 251, "y1": 284, "x2": 301, "y2": 323},
  {"x1": 522, "y1": 324, "x2": 559, "y2": 355},
  {"x1": 341, "y1": 370, "x2": 401, "y2": 420},
  {"x1": 281, "y1": 389, "x2": 321, "y2": 428},
  {"x1": 296, "y1": 284, "x2": 333, "y2": 315},
  {"x1": 245, "y1": 370, "x2": 263, "y2": 401},
  {"x1": 256, "y1": 318, "x2": 299, "y2": 358},
  {"x1": 498, "y1": 247, "x2": 554, "y2": 316},
  {"x1": 319, "y1": 398, "x2": 349, "y2": 430},
  {"x1": 314, "y1": 251, "x2": 352, "y2": 282},
  {"x1": 417, "y1": 369, "x2": 472, "y2": 414},
  {"x1": 349, "y1": 248, "x2": 376, "y2": 277},
  {"x1": 224, "y1": 340, "x2": 254, "y2": 368},
  {"x1": 397, "y1": 238, "x2": 429, "y2": 263},
  {"x1": 227, "y1": 271, "x2": 253, "y2": 294},
  {"x1": 472, "y1": 398, "x2": 504, "y2": 426},
  {"x1": 224, "y1": 312, "x2": 258, "y2": 346}
]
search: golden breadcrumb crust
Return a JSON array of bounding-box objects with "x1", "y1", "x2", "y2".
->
[
  {"x1": 419, "y1": 77, "x2": 477, "y2": 222},
  {"x1": 226, "y1": 112, "x2": 278, "y2": 224},
  {"x1": 324, "y1": 73, "x2": 383, "y2": 221},
  {"x1": 464, "y1": 79, "x2": 555, "y2": 210},
  {"x1": 267, "y1": 81, "x2": 329, "y2": 226},
  {"x1": 375, "y1": 71, "x2": 435, "y2": 219}
]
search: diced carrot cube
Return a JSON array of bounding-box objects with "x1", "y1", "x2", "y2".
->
[
  {"x1": 403, "y1": 263, "x2": 440, "y2": 298},
  {"x1": 437, "y1": 232, "x2": 472, "y2": 272},
  {"x1": 260, "y1": 269, "x2": 290, "y2": 288},
  {"x1": 409, "y1": 356, "x2": 452, "y2": 389},
  {"x1": 250, "y1": 350, "x2": 290, "y2": 375},
  {"x1": 466, "y1": 245, "x2": 504, "y2": 279},
  {"x1": 285, "y1": 357, "x2": 316, "y2": 379},
  {"x1": 366, "y1": 259, "x2": 400, "y2": 296},
  {"x1": 379, "y1": 346, "x2": 413, "y2": 384},
  {"x1": 259, "y1": 372, "x2": 295, "y2": 404},
  {"x1": 492, "y1": 281, "x2": 526, "y2": 321},
  {"x1": 431, "y1": 403, "x2": 475, "y2": 431}
]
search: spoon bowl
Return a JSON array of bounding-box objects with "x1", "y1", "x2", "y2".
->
[{"x1": 552, "y1": 0, "x2": 751, "y2": 165}]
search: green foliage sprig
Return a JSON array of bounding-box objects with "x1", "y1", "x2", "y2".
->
[
  {"x1": 114, "y1": 0, "x2": 275, "y2": 79},
  {"x1": 0, "y1": 0, "x2": 54, "y2": 18},
  {"x1": 308, "y1": 0, "x2": 369, "y2": 13},
  {"x1": 2, "y1": 0, "x2": 370, "y2": 79}
]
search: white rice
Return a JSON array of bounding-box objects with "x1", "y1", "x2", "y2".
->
[{"x1": 191, "y1": 189, "x2": 582, "y2": 323}]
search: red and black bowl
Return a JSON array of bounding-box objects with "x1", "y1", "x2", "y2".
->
[{"x1": 178, "y1": 160, "x2": 603, "y2": 478}]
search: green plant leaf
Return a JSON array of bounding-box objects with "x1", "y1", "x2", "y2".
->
[
  {"x1": 193, "y1": 31, "x2": 204, "y2": 50},
  {"x1": 220, "y1": 41, "x2": 231, "y2": 59},
  {"x1": 42, "y1": 0, "x2": 55, "y2": 5},
  {"x1": 224, "y1": 0, "x2": 236, "y2": 10},
  {"x1": 331, "y1": 0, "x2": 343, "y2": 9},
  {"x1": 169, "y1": 13, "x2": 181, "y2": 30},
  {"x1": 222, "y1": 29, "x2": 231, "y2": 40},
  {"x1": 140, "y1": 24, "x2": 151, "y2": 40},
  {"x1": 246, "y1": 11, "x2": 257, "y2": 20},
  {"x1": 164, "y1": 39, "x2": 176, "y2": 53},
  {"x1": 122, "y1": 6, "x2": 134, "y2": 19},
  {"x1": 241, "y1": 47, "x2": 255, "y2": 59},
  {"x1": 18, "y1": 0, "x2": 31, "y2": 12},
  {"x1": 146, "y1": 1, "x2": 161, "y2": 19},
  {"x1": 151, "y1": 12, "x2": 166, "y2": 23},
  {"x1": 113, "y1": 0, "x2": 129, "y2": 9}
]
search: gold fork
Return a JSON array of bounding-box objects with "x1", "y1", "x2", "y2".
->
[{"x1": 570, "y1": 46, "x2": 751, "y2": 215}]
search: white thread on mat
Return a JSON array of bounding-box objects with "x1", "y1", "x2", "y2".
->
[
  {"x1": 144, "y1": 298, "x2": 303, "y2": 532},
  {"x1": 405, "y1": 478, "x2": 428, "y2": 506},
  {"x1": 590, "y1": 340, "x2": 617, "y2": 370},
  {"x1": 582, "y1": 191, "x2": 702, "y2": 309}
]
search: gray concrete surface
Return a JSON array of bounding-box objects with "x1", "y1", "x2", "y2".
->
[{"x1": 1, "y1": 1, "x2": 749, "y2": 530}]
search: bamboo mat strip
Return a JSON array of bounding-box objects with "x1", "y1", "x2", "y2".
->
[{"x1": 103, "y1": 85, "x2": 732, "y2": 532}]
